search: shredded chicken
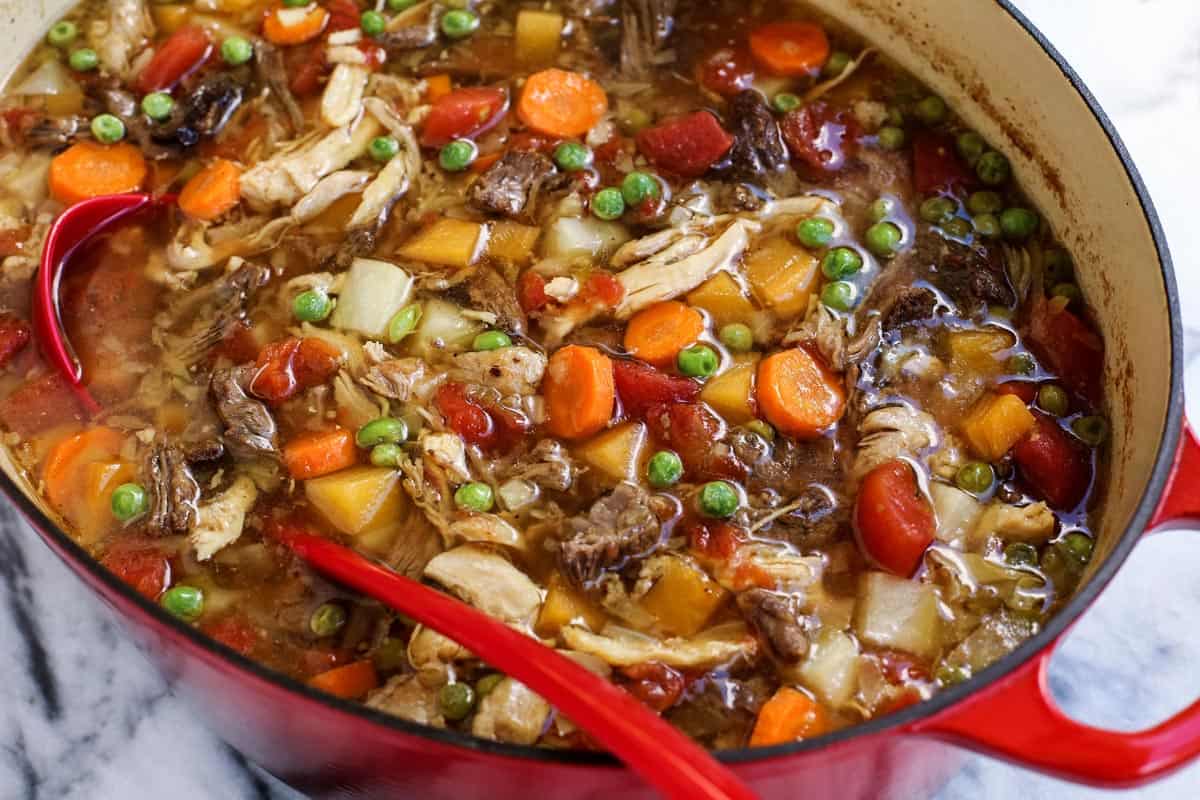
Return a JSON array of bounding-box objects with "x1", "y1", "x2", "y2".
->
[
  {"x1": 852, "y1": 404, "x2": 938, "y2": 481},
  {"x1": 348, "y1": 124, "x2": 420, "y2": 229},
  {"x1": 366, "y1": 674, "x2": 447, "y2": 727},
  {"x1": 190, "y1": 476, "x2": 258, "y2": 561},
  {"x1": 447, "y1": 514, "x2": 527, "y2": 552},
  {"x1": 561, "y1": 622, "x2": 757, "y2": 669},
  {"x1": 420, "y1": 431, "x2": 471, "y2": 482},
  {"x1": 975, "y1": 501, "x2": 1056, "y2": 543},
  {"x1": 449, "y1": 347, "x2": 547, "y2": 396},
  {"x1": 407, "y1": 626, "x2": 473, "y2": 683},
  {"x1": 321, "y1": 64, "x2": 370, "y2": 128},
  {"x1": 423, "y1": 545, "x2": 541, "y2": 625},
  {"x1": 471, "y1": 678, "x2": 552, "y2": 745},
  {"x1": 90, "y1": 0, "x2": 153, "y2": 78},
  {"x1": 361, "y1": 353, "x2": 439, "y2": 402}
]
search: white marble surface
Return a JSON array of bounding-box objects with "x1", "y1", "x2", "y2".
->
[{"x1": 3, "y1": 1, "x2": 1200, "y2": 798}]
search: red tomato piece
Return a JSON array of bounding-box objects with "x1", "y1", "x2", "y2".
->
[
  {"x1": 0, "y1": 225, "x2": 30, "y2": 257},
  {"x1": 620, "y1": 662, "x2": 685, "y2": 712},
  {"x1": 136, "y1": 25, "x2": 213, "y2": 94},
  {"x1": 636, "y1": 111, "x2": 735, "y2": 178},
  {"x1": 1028, "y1": 297, "x2": 1104, "y2": 405},
  {"x1": 584, "y1": 273, "x2": 624, "y2": 307},
  {"x1": 688, "y1": 520, "x2": 747, "y2": 562},
  {"x1": 288, "y1": 43, "x2": 328, "y2": 97},
  {"x1": 100, "y1": 546, "x2": 171, "y2": 600},
  {"x1": 646, "y1": 402, "x2": 746, "y2": 481},
  {"x1": 326, "y1": 0, "x2": 362, "y2": 32},
  {"x1": 436, "y1": 381, "x2": 494, "y2": 444},
  {"x1": 780, "y1": 102, "x2": 860, "y2": 173},
  {"x1": 0, "y1": 314, "x2": 31, "y2": 368},
  {"x1": 613, "y1": 359, "x2": 701, "y2": 419},
  {"x1": 507, "y1": 131, "x2": 559, "y2": 153},
  {"x1": 995, "y1": 381, "x2": 1038, "y2": 404},
  {"x1": 420, "y1": 87, "x2": 509, "y2": 148},
  {"x1": 251, "y1": 337, "x2": 341, "y2": 405},
  {"x1": 696, "y1": 46, "x2": 756, "y2": 97},
  {"x1": 202, "y1": 614, "x2": 260, "y2": 657},
  {"x1": 911, "y1": 131, "x2": 976, "y2": 196},
  {"x1": 854, "y1": 460, "x2": 935, "y2": 576},
  {"x1": 1012, "y1": 412, "x2": 1092, "y2": 509},
  {"x1": 0, "y1": 373, "x2": 85, "y2": 437},
  {"x1": 517, "y1": 271, "x2": 549, "y2": 312}
]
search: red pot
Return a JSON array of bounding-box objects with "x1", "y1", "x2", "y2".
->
[{"x1": 4, "y1": 1, "x2": 1198, "y2": 798}]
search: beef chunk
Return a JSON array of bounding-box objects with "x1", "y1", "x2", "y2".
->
[
  {"x1": 737, "y1": 588, "x2": 809, "y2": 662},
  {"x1": 19, "y1": 114, "x2": 87, "y2": 149},
  {"x1": 727, "y1": 90, "x2": 788, "y2": 179},
  {"x1": 882, "y1": 286, "x2": 939, "y2": 331},
  {"x1": 558, "y1": 483, "x2": 664, "y2": 588},
  {"x1": 620, "y1": 0, "x2": 677, "y2": 79},
  {"x1": 155, "y1": 73, "x2": 244, "y2": 148},
  {"x1": 162, "y1": 262, "x2": 270, "y2": 367},
  {"x1": 763, "y1": 486, "x2": 847, "y2": 547},
  {"x1": 468, "y1": 266, "x2": 527, "y2": 336},
  {"x1": 143, "y1": 443, "x2": 199, "y2": 536},
  {"x1": 381, "y1": 21, "x2": 438, "y2": 53},
  {"x1": 211, "y1": 366, "x2": 279, "y2": 461},
  {"x1": 665, "y1": 674, "x2": 770, "y2": 748},
  {"x1": 915, "y1": 231, "x2": 1013, "y2": 311},
  {"x1": 732, "y1": 431, "x2": 840, "y2": 499},
  {"x1": 467, "y1": 150, "x2": 562, "y2": 219}
]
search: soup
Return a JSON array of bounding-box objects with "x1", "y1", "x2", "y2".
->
[{"x1": 0, "y1": 0, "x2": 1108, "y2": 749}]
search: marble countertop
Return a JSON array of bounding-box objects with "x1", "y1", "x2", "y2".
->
[{"x1": 3, "y1": 1, "x2": 1199, "y2": 798}]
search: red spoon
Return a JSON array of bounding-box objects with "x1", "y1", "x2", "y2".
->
[
  {"x1": 34, "y1": 192, "x2": 172, "y2": 414},
  {"x1": 278, "y1": 530, "x2": 757, "y2": 800}
]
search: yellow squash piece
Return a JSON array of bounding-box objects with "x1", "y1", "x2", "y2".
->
[
  {"x1": 743, "y1": 236, "x2": 819, "y2": 318},
  {"x1": 574, "y1": 422, "x2": 646, "y2": 483},
  {"x1": 640, "y1": 556, "x2": 729, "y2": 637},
  {"x1": 515, "y1": 10, "x2": 564, "y2": 64},
  {"x1": 536, "y1": 572, "x2": 607, "y2": 636},
  {"x1": 960, "y1": 393, "x2": 1036, "y2": 461},
  {"x1": 700, "y1": 357, "x2": 759, "y2": 425},
  {"x1": 486, "y1": 220, "x2": 541, "y2": 265},
  {"x1": 398, "y1": 218, "x2": 486, "y2": 268},
  {"x1": 305, "y1": 466, "x2": 403, "y2": 541},
  {"x1": 687, "y1": 271, "x2": 757, "y2": 330},
  {"x1": 945, "y1": 328, "x2": 1016, "y2": 376}
]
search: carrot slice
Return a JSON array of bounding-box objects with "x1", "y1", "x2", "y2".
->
[
  {"x1": 178, "y1": 158, "x2": 242, "y2": 221},
  {"x1": 623, "y1": 301, "x2": 705, "y2": 368},
  {"x1": 308, "y1": 659, "x2": 379, "y2": 699},
  {"x1": 544, "y1": 345, "x2": 616, "y2": 440},
  {"x1": 748, "y1": 21, "x2": 831, "y2": 76},
  {"x1": 749, "y1": 687, "x2": 831, "y2": 746},
  {"x1": 282, "y1": 427, "x2": 358, "y2": 480},
  {"x1": 262, "y1": 4, "x2": 330, "y2": 46},
  {"x1": 518, "y1": 69, "x2": 609, "y2": 138},
  {"x1": 756, "y1": 347, "x2": 845, "y2": 438},
  {"x1": 43, "y1": 426, "x2": 126, "y2": 513},
  {"x1": 49, "y1": 142, "x2": 147, "y2": 205}
]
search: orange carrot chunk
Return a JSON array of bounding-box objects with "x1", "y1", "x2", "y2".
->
[
  {"x1": 749, "y1": 687, "x2": 831, "y2": 746},
  {"x1": 748, "y1": 21, "x2": 831, "y2": 77},
  {"x1": 282, "y1": 427, "x2": 358, "y2": 480},
  {"x1": 623, "y1": 301, "x2": 706, "y2": 368},
  {"x1": 307, "y1": 659, "x2": 379, "y2": 699},
  {"x1": 517, "y1": 69, "x2": 609, "y2": 138},
  {"x1": 262, "y1": 4, "x2": 330, "y2": 46},
  {"x1": 756, "y1": 347, "x2": 845, "y2": 439},
  {"x1": 178, "y1": 158, "x2": 242, "y2": 221},
  {"x1": 43, "y1": 426, "x2": 126, "y2": 513},
  {"x1": 49, "y1": 142, "x2": 147, "y2": 205},
  {"x1": 544, "y1": 345, "x2": 616, "y2": 440}
]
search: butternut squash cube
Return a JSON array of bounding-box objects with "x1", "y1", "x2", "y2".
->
[
  {"x1": 960, "y1": 393, "x2": 1036, "y2": 461},
  {"x1": 536, "y1": 572, "x2": 607, "y2": 636},
  {"x1": 744, "y1": 236, "x2": 819, "y2": 318},
  {"x1": 945, "y1": 329, "x2": 1016, "y2": 376},
  {"x1": 515, "y1": 10, "x2": 564, "y2": 64},
  {"x1": 398, "y1": 218, "x2": 486, "y2": 268},
  {"x1": 639, "y1": 556, "x2": 729, "y2": 637},
  {"x1": 687, "y1": 271, "x2": 757, "y2": 329},
  {"x1": 574, "y1": 422, "x2": 646, "y2": 483},
  {"x1": 700, "y1": 357, "x2": 759, "y2": 424},
  {"x1": 486, "y1": 220, "x2": 541, "y2": 265},
  {"x1": 305, "y1": 466, "x2": 403, "y2": 538},
  {"x1": 151, "y1": 5, "x2": 191, "y2": 33}
]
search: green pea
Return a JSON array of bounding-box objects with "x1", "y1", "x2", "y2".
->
[
  {"x1": 387, "y1": 303, "x2": 422, "y2": 343},
  {"x1": 455, "y1": 481, "x2": 494, "y2": 512},
  {"x1": 678, "y1": 344, "x2": 718, "y2": 378},
  {"x1": 876, "y1": 125, "x2": 906, "y2": 151},
  {"x1": 915, "y1": 95, "x2": 947, "y2": 126},
  {"x1": 292, "y1": 289, "x2": 333, "y2": 323},
  {"x1": 718, "y1": 322, "x2": 753, "y2": 353},
  {"x1": 1036, "y1": 384, "x2": 1069, "y2": 417},
  {"x1": 440, "y1": 139, "x2": 477, "y2": 172},
  {"x1": 370, "y1": 135, "x2": 401, "y2": 163},
  {"x1": 90, "y1": 114, "x2": 125, "y2": 144},
  {"x1": 955, "y1": 462, "x2": 994, "y2": 495},
  {"x1": 976, "y1": 150, "x2": 1011, "y2": 185},
  {"x1": 439, "y1": 682, "x2": 477, "y2": 720},
  {"x1": 821, "y1": 281, "x2": 857, "y2": 312},
  {"x1": 1051, "y1": 282, "x2": 1082, "y2": 306},
  {"x1": 111, "y1": 482, "x2": 148, "y2": 521},
  {"x1": 591, "y1": 187, "x2": 625, "y2": 220},
  {"x1": 475, "y1": 673, "x2": 504, "y2": 696},
  {"x1": 370, "y1": 443, "x2": 403, "y2": 468},
  {"x1": 744, "y1": 420, "x2": 775, "y2": 442},
  {"x1": 919, "y1": 196, "x2": 957, "y2": 225},
  {"x1": 388, "y1": 0, "x2": 418, "y2": 9},
  {"x1": 621, "y1": 171, "x2": 660, "y2": 206},
  {"x1": 357, "y1": 417, "x2": 408, "y2": 448},
  {"x1": 955, "y1": 131, "x2": 986, "y2": 166},
  {"x1": 973, "y1": 213, "x2": 1000, "y2": 238},
  {"x1": 966, "y1": 190, "x2": 1003, "y2": 216},
  {"x1": 141, "y1": 91, "x2": 175, "y2": 121},
  {"x1": 869, "y1": 197, "x2": 895, "y2": 223},
  {"x1": 936, "y1": 663, "x2": 970, "y2": 686},
  {"x1": 553, "y1": 141, "x2": 592, "y2": 172},
  {"x1": 361, "y1": 10, "x2": 387, "y2": 36},
  {"x1": 1006, "y1": 353, "x2": 1036, "y2": 376},
  {"x1": 1000, "y1": 207, "x2": 1038, "y2": 240},
  {"x1": 473, "y1": 330, "x2": 512, "y2": 351},
  {"x1": 374, "y1": 637, "x2": 408, "y2": 671},
  {"x1": 47, "y1": 21, "x2": 78, "y2": 48},
  {"x1": 865, "y1": 221, "x2": 903, "y2": 257},
  {"x1": 698, "y1": 480, "x2": 739, "y2": 518},
  {"x1": 68, "y1": 47, "x2": 98, "y2": 72},
  {"x1": 1056, "y1": 532, "x2": 1094, "y2": 567},
  {"x1": 309, "y1": 602, "x2": 347, "y2": 637},
  {"x1": 617, "y1": 105, "x2": 651, "y2": 135},
  {"x1": 796, "y1": 216, "x2": 835, "y2": 249},
  {"x1": 942, "y1": 217, "x2": 972, "y2": 240},
  {"x1": 161, "y1": 585, "x2": 205, "y2": 622},
  {"x1": 647, "y1": 450, "x2": 683, "y2": 489},
  {"x1": 1004, "y1": 542, "x2": 1039, "y2": 567},
  {"x1": 1072, "y1": 415, "x2": 1108, "y2": 446},
  {"x1": 771, "y1": 92, "x2": 802, "y2": 113},
  {"x1": 1044, "y1": 249, "x2": 1073, "y2": 284},
  {"x1": 220, "y1": 36, "x2": 254, "y2": 66},
  {"x1": 821, "y1": 246, "x2": 863, "y2": 280},
  {"x1": 441, "y1": 9, "x2": 480, "y2": 39},
  {"x1": 884, "y1": 106, "x2": 904, "y2": 127},
  {"x1": 822, "y1": 51, "x2": 852, "y2": 78}
]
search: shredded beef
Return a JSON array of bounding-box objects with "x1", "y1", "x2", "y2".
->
[
  {"x1": 914, "y1": 231, "x2": 1013, "y2": 311},
  {"x1": 737, "y1": 588, "x2": 809, "y2": 662},
  {"x1": 467, "y1": 266, "x2": 527, "y2": 336},
  {"x1": 20, "y1": 115, "x2": 87, "y2": 149},
  {"x1": 468, "y1": 150, "x2": 563, "y2": 219},
  {"x1": 254, "y1": 41, "x2": 304, "y2": 131},
  {"x1": 882, "y1": 286, "x2": 939, "y2": 331},
  {"x1": 558, "y1": 483, "x2": 664, "y2": 588},
  {"x1": 210, "y1": 366, "x2": 279, "y2": 461},
  {"x1": 163, "y1": 261, "x2": 270, "y2": 367},
  {"x1": 727, "y1": 90, "x2": 788, "y2": 179},
  {"x1": 155, "y1": 73, "x2": 244, "y2": 148},
  {"x1": 143, "y1": 443, "x2": 200, "y2": 536}
]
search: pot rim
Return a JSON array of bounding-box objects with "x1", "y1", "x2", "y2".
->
[{"x1": 6, "y1": 0, "x2": 1184, "y2": 772}]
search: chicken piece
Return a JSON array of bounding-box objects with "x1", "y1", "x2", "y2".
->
[
  {"x1": 190, "y1": 476, "x2": 258, "y2": 561},
  {"x1": 366, "y1": 674, "x2": 447, "y2": 727},
  {"x1": 975, "y1": 501, "x2": 1056, "y2": 543},
  {"x1": 321, "y1": 64, "x2": 371, "y2": 128},
  {"x1": 448, "y1": 513, "x2": 527, "y2": 552},
  {"x1": 348, "y1": 124, "x2": 420, "y2": 229},
  {"x1": 293, "y1": 171, "x2": 374, "y2": 222},
  {"x1": 450, "y1": 346, "x2": 547, "y2": 396},
  {"x1": 90, "y1": 0, "x2": 153, "y2": 78},
  {"x1": 420, "y1": 431, "x2": 471, "y2": 483},
  {"x1": 471, "y1": 678, "x2": 552, "y2": 745},
  {"x1": 561, "y1": 622, "x2": 757, "y2": 669},
  {"x1": 718, "y1": 543, "x2": 823, "y2": 593},
  {"x1": 407, "y1": 626, "x2": 473, "y2": 683},
  {"x1": 852, "y1": 404, "x2": 938, "y2": 481},
  {"x1": 360, "y1": 353, "x2": 438, "y2": 402},
  {"x1": 503, "y1": 439, "x2": 577, "y2": 492},
  {"x1": 423, "y1": 544, "x2": 541, "y2": 624}
]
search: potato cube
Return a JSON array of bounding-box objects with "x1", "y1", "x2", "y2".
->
[
  {"x1": 853, "y1": 572, "x2": 941, "y2": 659},
  {"x1": 398, "y1": 218, "x2": 486, "y2": 268},
  {"x1": 700, "y1": 359, "x2": 758, "y2": 424},
  {"x1": 515, "y1": 10, "x2": 564, "y2": 64},
  {"x1": 574, "y1": 422, "x2": 646, "y2": 483},
  {"x1": 687, "y1": 271, "x2": 757, "y2": 329},
  {"x1": 305, "y1": 466, "x2": 402, "y2": 538},
  {"x1": 960, "y1": 393, "x2": 1036, "y2": 461},
  {"x1": 536, "y1": 572, "x2": 608, "y2": 636},
  {"x1": 744, "y1": 236, "x2": 819, "y2": 318},
  {"x1": 945, "y1": 329, "x2": 1016, "y2": 376},
  {"x1": 639, "y1": 556, "x2": 729, "y2": 637},
  {"x1": 487, "y1": 221, "x2": 541, "y2": 265},
  {"x1": 797, "y1": 629, "x2": 861, "y2": 708}
]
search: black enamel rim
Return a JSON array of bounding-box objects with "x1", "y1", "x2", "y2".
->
[{"x1": 5, "y1": 0, "x2": 1184, "y2": 774}]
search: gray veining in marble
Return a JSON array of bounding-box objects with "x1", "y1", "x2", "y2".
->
[{"x1": 2, "y1": 0, "x2": 1199, "y2": 798}]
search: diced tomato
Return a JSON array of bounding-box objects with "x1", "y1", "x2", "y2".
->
[
  {"x1": 780, "y1": 102, "x2": 860, "y2": 173},
  {"x1": 420, "y1": 87, "x2": 509, "y2": 147},
  {"x1": 288, "y1": 43, "x2": 328, "y2": 97},
  {"x1": 1028, "y1": 297, "x2": 1104, "y2": 405},
  {"x1": 326, "y1": 0, "x2": 362, "y2": 32},
  {"x1": 358, "y1": 42, "x2": 387, "y2": 70},
  {"x1": 620, "y1": 662, "x2": 685, "y2": 712},
  {"x1": 646, "y1": 402, "x2": 746, "y2": 481},
  {"x1": 636, "y1": 111, "x2": 735, "y2": 178},
  {"x1": 250, "y1": 337, "x2": 342, "y2": 405},
  {"x1": 613, "y1": 359, "x2": 700, "y2": 419},
  {"x1": 507, "y1": 131, "x2": 558, "y2": 153},
  {"x1": 912, "y1": 131, "x2": 975, "y2": 196},
  {"x1": 517, "y1": 271, "x2": 549, "y2": 312},
  {"x1": 0, "y1": 315, "x2": 31, "y2": 368},
  {"x1": 584, "y1": 273, "x2": 624, "y2": 307},
  {"x1": 688, "y1": 520, "x2": 747, "y2": 562},
  {"x1": 1012, "y1": 412, "x2": 1092, "y2": 509},
  {"x1": 212, "y1": 322, "x2": 263, "y2": 365},
  {"x1": 0, "y1": 225, "x2": 30, "y2": 257},
  {"x1": 0, "y1": 373, "x2": 85, "y2": 437},
  {"x1": 996, "y1": 381, "x2": 1037, "y2": 404},
  {"x1": 202, "y1": 614, "x2": 260, "y2": 657},
  {"x1": 100, "y1": 546, "x2": 171, "y2": 601},
  {"x1": 136, "y1": 25, "x2": 213, "y2": 94},
  {"x1": 854, "y1": 460, "x2": 935, "y2": 576},
  {"x1": 487, "y1": 402, "x2": 532, "y2": 452},
  {"x1": 594, "y1": 135, "x2": 633, "y2": 165},
  {"x1": 436, "y1": 381, "x2": 494, "y2": 444},
  {"x1": 696, "y1": 46, "x2": 756, "y2": 97}
]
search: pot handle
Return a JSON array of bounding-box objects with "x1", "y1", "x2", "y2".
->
[{"x1": 912, "y1": 420, "x2": 1200, "y2": 786}]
